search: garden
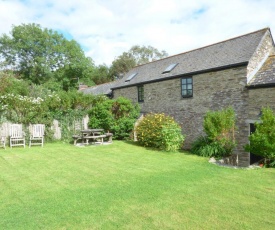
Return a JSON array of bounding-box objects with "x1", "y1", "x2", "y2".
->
[
  {"x1": 1, "y1": 141, "x2": 275, "y2": 229},
  {"x1": 1, "y1": 64, "x2": 275, "y2": 229}
]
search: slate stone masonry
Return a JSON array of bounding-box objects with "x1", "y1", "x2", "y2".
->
[{"x1": 114, "y1": 66, "x2": 252, "y2": 166}]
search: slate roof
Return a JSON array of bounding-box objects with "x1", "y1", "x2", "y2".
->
[
  {"x1": 81, "y1": 81, "x2": 117, "y2": 96},
  {"x1": 248, "y1": 55, "x2": 275, "y2": 87},
  {"x1": 113, "y1": 28, "x2": 269, "y2": 89}
]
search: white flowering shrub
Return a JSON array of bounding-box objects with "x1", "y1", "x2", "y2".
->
[
  {"x1": 0, "y1": 93, "x2": 61, "y2": 124},
  {"x1": 0, "y1": 73, "x2": 104, "y2": 142}
]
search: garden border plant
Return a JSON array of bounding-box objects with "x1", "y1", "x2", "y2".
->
[
  {"x1": 245, "y1": 107, "x2": 275, "y2": 167},
  {"x1": 191, "y1": 106, "x2": 237, "y2": 158},
  {"x1": 135, "y1": 113, "x2": 184, "y2": 152}
]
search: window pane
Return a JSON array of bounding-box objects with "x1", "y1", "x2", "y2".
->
[
  {"x1": 138, "y1": 86, "x2": 144, "y2": 102},
  {"x1": 181, "y1": 77, "x2": 193, "y2": 97},
  {"x1": 187, "y1": 78, "x2": 192, "y2": 84},
  {"x1": 182, "y1": 90, "x2": 187, "y2": 96}
]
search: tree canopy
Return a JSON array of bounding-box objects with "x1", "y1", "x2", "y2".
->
[
  {"x1": 0, "y1": 23, "x2": 96, "y2": 90},
  {"x1": 91, "y1": 64, "x2": 112, "y2": 85},
  {"x1": 0, "y1": 24, "x2": 169, "y2": 89},
  {"x1": 110, "y1": 45, "x2": 168, "y2": 79}
]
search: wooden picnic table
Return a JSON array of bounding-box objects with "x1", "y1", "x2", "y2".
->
[
  {"x1": 81, "y1": 129, "x2": 105, "y2": 144},
  {"x1": 73, "y1": 129, "x2": 113, "y2": 145},
  {"x1": 81, "y1": 129, "x2": 104, "y2": 136}
]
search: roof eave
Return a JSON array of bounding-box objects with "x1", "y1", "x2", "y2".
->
[{"x1": 246, "y1": 82, "x2": 275, "y2": 89}]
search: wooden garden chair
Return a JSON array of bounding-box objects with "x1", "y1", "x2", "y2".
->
[
  {"x1": 29, "y1": 124, "x2": 45, "y2": 147},
  {"x1": 72, "y1": 119, "x2": 83, "y2": 145},
  {"x1": 1, "y1": 135, "x2": 6, "y2": 149},
  {"x1": 10, "y1": 124, "x2": 26, "y2": 148}
]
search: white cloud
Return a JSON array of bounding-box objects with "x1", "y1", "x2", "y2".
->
[{"x1": 0, "y1": 0, "x2": 274, "y2": 65}]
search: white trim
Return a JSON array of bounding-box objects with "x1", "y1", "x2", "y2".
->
[
  {"x1": 247, "y1": 52, "x2": 270, "y2": 83},
  {"x1": 245, "y1": 119, "x2": 262, "y2": 124},
  {"x1": 247, "y1": 29, "x2": 272, "y2": 84}
]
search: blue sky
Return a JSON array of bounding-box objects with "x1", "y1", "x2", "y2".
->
[{"x1": 0, "y1": 0, "x2": 274, "y2": 65}]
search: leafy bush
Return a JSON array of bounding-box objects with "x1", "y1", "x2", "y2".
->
[
  {"x1": 0, "y1": 73, "x2": 30, "y2": 96},
  {"x1": 88, "y1": 97, "x2": 140, "y2": 140},
  {"x1": 191, "y1": 136, "x2": 227, "y2": 158},
  {"x1": 88, "y1": 100, "x2": 114, "y2": 131},
  {"x1": 190, "y1": 107, "x2": 237, "y2": 158},
  {"x1": 202, "y1": 107, "x2": 237, "y2": 156},
  {"x1": 136, "y1": 113, "x2": 184, "y2": 152},
  {"x1": 245, "y1": 107, "x2": 275, "y2": 166}
]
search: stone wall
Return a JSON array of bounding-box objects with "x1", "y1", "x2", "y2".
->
[
  {"x1": 114, "y1": 66, "x2": 253, "y2": 166},
  {"x1": 248, "y1": 88, "x2": 275, "y2": 120}
]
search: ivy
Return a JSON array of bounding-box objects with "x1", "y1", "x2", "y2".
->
[{"x1": 0, "y1": 76, "x2": 103, "y2": 142}]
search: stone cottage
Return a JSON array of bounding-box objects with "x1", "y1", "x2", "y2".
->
[{"x1": 108, "y1": 28, "x2": 275, "y2": 167}]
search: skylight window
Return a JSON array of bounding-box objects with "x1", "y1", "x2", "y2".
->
[
  {"x1": 162, "y1": 63, "x2": 178, "y2": 74},
  {"x1": 125, "y1": 72, "x2": 138, "y2": 82}
]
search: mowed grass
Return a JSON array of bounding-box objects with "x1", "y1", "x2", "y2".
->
[{"x1": 0, "y1": 141, "x2": 274, "y2": 229}]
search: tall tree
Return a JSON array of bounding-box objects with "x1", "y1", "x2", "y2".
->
[
  {"x1": 0, "y1": 23, "x2": 95, "y2": 90},
  {"x1": 110, "y1": 45, "x2": 168, "y2": 79},
  {"x1": 91, "y1": 64, "x2": 112, "y2": 85}
]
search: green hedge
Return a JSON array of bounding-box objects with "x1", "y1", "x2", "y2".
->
[{"x1": 88, "y1": 97, "x2": 140, "y2": 140}]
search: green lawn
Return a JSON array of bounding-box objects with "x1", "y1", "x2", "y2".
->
[{"x1": 0, "y1": 141, "x2": 274, "y2": 229}]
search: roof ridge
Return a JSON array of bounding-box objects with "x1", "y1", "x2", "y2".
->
[
  {"x1": 81, "y1": 81, "x2": 114, "y2": 90},
  {"x1": 94, "y1": 81, "x2": 117, "y2": 87},
  {"x1": 132, "y1": 27, "x2": 270, "y2": 69}
]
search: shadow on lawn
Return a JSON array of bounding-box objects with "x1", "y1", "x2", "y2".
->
[{"x1": 123, "y1": 140, "x2": 192, "y2": 155}]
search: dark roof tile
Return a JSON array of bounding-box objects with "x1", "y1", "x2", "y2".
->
[{"x1": 81, "y1": 81, "x2": 118, "y2": 95}]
